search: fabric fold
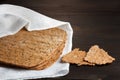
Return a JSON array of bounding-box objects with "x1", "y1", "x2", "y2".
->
[{"x1": 0, "y1": 4, "x2": 73, "y2": 80}]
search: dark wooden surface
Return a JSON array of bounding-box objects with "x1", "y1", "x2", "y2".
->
[{"x1": 0, "y1": 0, "x2": 120, "y2": 80}]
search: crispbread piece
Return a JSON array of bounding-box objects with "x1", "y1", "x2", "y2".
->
[
  {"x1": 30, "y1": 41, "x2": 65, "y2": 70},
  {"x1": 0, "y1": 27, "x2": 67, "y2": 70},
  {"x1": 84, "y1": 45, "x2": 115, "y2": 65},
  {"x1": 62, "y1": 48, "x2": 94, "y2": 66}
]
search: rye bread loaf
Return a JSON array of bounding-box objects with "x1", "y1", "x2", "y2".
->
[{"x1": 0, "y1": 27, "x2": 67, "y2": 70}]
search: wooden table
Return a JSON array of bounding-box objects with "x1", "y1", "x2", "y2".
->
[{"x1": 0, "y1": 0, "x2": 120, "y2": 79}]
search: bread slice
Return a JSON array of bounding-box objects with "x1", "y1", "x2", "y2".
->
[
  {"x1": 62, "y1": 48, "x2": 94, "y2": 66},
  {"x1": 84, "y1": 45, "x2": 115, "y2": 65},
  {"x1": 0, "y1": 27, "x2": 67, "y2": 70}
]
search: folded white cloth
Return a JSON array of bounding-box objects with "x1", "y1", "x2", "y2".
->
[{"x1": 0, "y1": 4, "x2": 73, "y2": 80}]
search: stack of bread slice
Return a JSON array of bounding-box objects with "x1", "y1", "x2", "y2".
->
[{"x1": 0, "y1": 27, "x2": 67, "y2": 70}]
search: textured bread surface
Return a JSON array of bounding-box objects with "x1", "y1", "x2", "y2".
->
[
  {"x1": 30, "y1": 41, "x2": 65, "y2": 70},
  {"x1": 62, "y1": 45, "x2": 115, "y2": 66},
  {"x1": 62, "y1": 48, "x2": 94, "y2": 66},
  {"x1": 84, "y1": 45, "x2": 115, "y2": 65},
  {"x1": 0, "y1": 27, "x2": 67, "y2": 69}
]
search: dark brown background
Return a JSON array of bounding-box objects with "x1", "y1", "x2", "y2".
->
[{"x1": 0, "y1": 0, "x2": 120, "y2": 80}]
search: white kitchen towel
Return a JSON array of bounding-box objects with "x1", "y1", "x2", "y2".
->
[{"x1": 0, "y1": 4, "x2": 73, "y2": 80}]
